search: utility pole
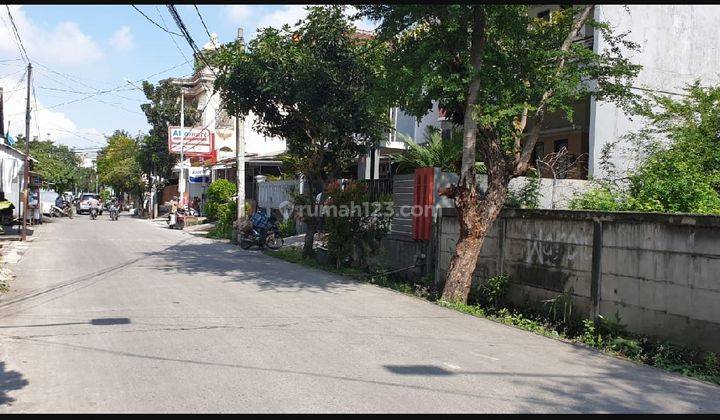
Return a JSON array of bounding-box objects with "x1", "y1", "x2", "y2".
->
[
  {"x1": 235, "y1": 27, "x2": 246, "y2": 241},
  {"x1": 179, "y1": 90, "x2": 186, "y2": 209},
  {"x1": 0, "y1": 87, "x2": 5, "y2": 140},
  {"x1": 21, "y1": 63, "x2": 31, "y2": 241}
]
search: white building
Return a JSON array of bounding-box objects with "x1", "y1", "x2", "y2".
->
[
  {"x1": 168, "y1": 31, "x2": 286, "y2": 205},
  {"x1": 528, "y1": 5, "x2": 720, "y2": 179},
  {"x1": 371, "y1": 5, "x2": 720, "y2": 182}
]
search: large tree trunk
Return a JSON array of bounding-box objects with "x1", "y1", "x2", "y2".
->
[
  {"x1": 441, "y1": 5, "x2": 594, "y2": 303},
  {"x1": 442, "y1": 148, "x2": 509, "y2": 302},
  {"x1": 303, "y1": 216, "x2": 318, "y2": 259},
  {"x1": 440, "y1": 6, "x2": 487, "y2": 302},
  {"x1": 301, "y1": 177, "x2": 326, "y2": 259}
]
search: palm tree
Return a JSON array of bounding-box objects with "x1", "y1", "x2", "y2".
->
[{"x1": 392, "y1": 126, "x2": 484, "y2": 174}]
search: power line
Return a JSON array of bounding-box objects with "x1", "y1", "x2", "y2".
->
[
  {"x1": 193, "y1": 5, "x2": 214, "y2": 45},
  {"x1": 37, "y1": 86, "x2": 137, "y2": 95},
  {"x1": 155, "y1": 5, "x2": 191, "y2": 64},
  {"x1": 166, "y1": 5, "x2": 217, "y2": 77},
  {"x1": 32, "y1": 83, "x2": 40, "y2": 140},
  {"x1": 1, "y1": 68, "x2": 26, "y2": 103},
  {"x1": 4, "y1": 5, "x2": 29, "y2": 62},
  {"x1": 131, "y1": 5, "x2": 182, "y2": 37}
]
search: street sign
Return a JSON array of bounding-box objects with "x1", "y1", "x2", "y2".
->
[
  {"x1": 168, "y1": 127, "x2": 215, "y2": 157},
  {"x1": 188, "y1": 166, "x2": 210, "y2": 183}
]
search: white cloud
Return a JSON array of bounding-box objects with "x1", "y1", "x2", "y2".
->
[
  {"x1": 226, "y1": 5, "x2": 252, "y2": 22},
  {"x1": 223, "y1": 5, "x2": 376, "y2": 37},
  {"x1": 0, "y1": 5, "x2": 103, "y2": 68},
  {"x1": 255, "y1": 5, "x2": 311, "y2": 31},
  {"x1": 2, "y1": 73, "x2": 107, "y2": 149},
  {"x1": 110, "y1": 26, "x2": 134, "y2": 51}
]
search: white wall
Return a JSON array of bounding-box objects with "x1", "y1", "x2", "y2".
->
[
  {"x1": 242, "y1": 111, "x2": 286, "y2": 157},
  {"x1": 589, "y1": 5, "x2": 720, "y2": 178}
]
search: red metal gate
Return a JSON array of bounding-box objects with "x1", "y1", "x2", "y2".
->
[{"x1": 412, "y1": 167, "x2": 434, "y2": 241}]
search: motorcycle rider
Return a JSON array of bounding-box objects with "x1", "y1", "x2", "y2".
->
[
  {"x1": 109, "y1": 197, "x2": 119, "y2": 219},
  {"x1": 88, "y1": 196, "x2": 100, "y2": 218}
]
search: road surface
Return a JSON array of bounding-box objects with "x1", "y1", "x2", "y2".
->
[{"x1": 1, "y1": 213, "x2": 719, "y2": 413}]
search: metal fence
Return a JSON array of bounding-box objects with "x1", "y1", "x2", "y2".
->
[{"x1": 360, "y1": 178, "x2": 393, "y2": 202}]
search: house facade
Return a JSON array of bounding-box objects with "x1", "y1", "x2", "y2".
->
[
  {"x1": 528, "y1": 4, "x2": 720, "y2": 179},
  {"x1": 367, "y1": 5, "x2": 720, "y2": 182},
  {"x1": 166, "y1": 31, "x2": 286, "y2": 207}
]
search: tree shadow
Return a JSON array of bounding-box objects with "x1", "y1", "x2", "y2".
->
[
  {"x1": 505, "y1": 343, "x2": 720, "y2": 413},
  {"x1": 0, "y1": 361, "x2": 28, "y2": 406},
  {"x1": 140, "y1": 240, "x2": 358, "y2": 294}
]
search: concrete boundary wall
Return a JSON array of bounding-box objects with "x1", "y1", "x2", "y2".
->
[{"x1": 436, "y1": 208, "x2": 720, "y2": 352}]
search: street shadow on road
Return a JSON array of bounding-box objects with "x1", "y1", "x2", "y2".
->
[
  {"x1": 0, "y1": 361, "x2": 28, "y2": 407},
  {"x1": 141, "y1": 240, "x2": 358, "y2": 294},
  {"x1": 505, "y1": 343, "x2": 720, "y2": 413}
]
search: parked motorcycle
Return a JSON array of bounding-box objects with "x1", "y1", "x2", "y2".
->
[
  {"x1": 239, "y1": 212, "x2": 283, "y2": 250},
  {"x1": 89, "y1": 207, "x2": 98, "y2": 220},
  {"x1": 50, "y1": 199, "x2": 74, "y2": 219}
]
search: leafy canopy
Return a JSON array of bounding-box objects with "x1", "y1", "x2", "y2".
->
[
  {"x1": 357, "y1": 5, "x2": 642, "y2": 168},
  {"x1": 96, "y1": 130, "x2": 143, "y2": 196},
  {"x1": 213, "y1": 5, "x2": 390, "y2": 187},
  {"x1": 28, "y1": 139, "x2": 83, "y2": 194},
  {"x1": 139, "y1": 79, "x2": 199, "y2": 180}
]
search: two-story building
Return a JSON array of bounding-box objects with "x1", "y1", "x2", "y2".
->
[
  {"x1": 166, "y1": 31, "x2": 286, "y2": 207},
  {"x1": 365, "y1": 5, "x2": 720, "y2": 182}
]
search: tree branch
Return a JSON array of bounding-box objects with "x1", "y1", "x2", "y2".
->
[
  {"x1": 459, "y1": 6, "x2": 487, "y2": 187},
  {"x1": 514, "y1": 5, "x2": 594, "y2": 176}
]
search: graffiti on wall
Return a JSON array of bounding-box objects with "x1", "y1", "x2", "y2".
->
[{"x1": 524, "y1": 228, "x2": 578, "y2": 267}]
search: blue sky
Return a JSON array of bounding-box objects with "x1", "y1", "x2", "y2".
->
[{"x1": 0, "y1": 4, "x2": 375, "y2": 150}]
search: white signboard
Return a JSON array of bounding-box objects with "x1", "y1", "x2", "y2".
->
[
  {"x1": 168, "y1": 127, "x2": 214, "y2": 156},
  {"x1": 188, "y1": 166, "x2": 210, "y2": 183}
]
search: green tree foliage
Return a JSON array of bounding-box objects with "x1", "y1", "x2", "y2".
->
[
  {"x1": 138, "y1": 79, "x2": 199, "y2": 181},
  {"x1": 96, "y1": 130, "x2": 143, "y2": 197},
  {"x1": 392, "y1": 127, "x2": 469, "y2": 174},
  {"x1": 358, "y1": 5, "x2": 641, "y2": 302},
  {"x1": 570, "y1": 82, "x2": 720, "y2": 215},
  {"x1": 213, "y1": 5, "x2": 391, "y2": 257},
  {"x1": 323, "y1": 180, "x2": 392, "y2": 270},
  {"x1": 28, "y1": 139, "x2": 83, "y2": 194},
  {"x1": 204, "y1": 179, "x2": 236, "y2": 221},
  {"x1": 74, "y1": 167, "x2": 97, "y2": 193}
]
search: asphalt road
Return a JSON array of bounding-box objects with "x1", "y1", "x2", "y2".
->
[{"x1": 1, "y1": 213, "x2": 719, "y2": 413}]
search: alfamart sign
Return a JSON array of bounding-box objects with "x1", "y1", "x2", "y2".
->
[{"x1": 168, "y1": 127, "x2": 215, "y2": 156}]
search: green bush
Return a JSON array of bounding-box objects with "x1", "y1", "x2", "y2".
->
[
  {"x1": 278, "y1": 218, "x2": 296, "y2": 238},
  {"x1": 205, "y1": 179, "x2": 236, "y2": 221},
  {"x1": 505, "y1": 171, "x2": 541, "y2": 209},
  {"x1": 323, "y1": 180, "x2": 392, "y2": 269},
  {"x1": 469, "y1": 274, "x2": 509, "y2": 310},
  {"x1": 569, "y1": 186, "x2": 621, "y2": 211}
]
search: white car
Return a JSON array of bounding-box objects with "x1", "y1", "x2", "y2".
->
[{"x1": 76, "y1": 193, "x2": 103, "y2": 215}]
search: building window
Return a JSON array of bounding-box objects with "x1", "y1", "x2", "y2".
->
[
  {"x1": 554, "y1": 139, "x2": 570, "y2": 179},
  {"x1": 531, "y1": 142, "x2": 545, "y2": 170}
]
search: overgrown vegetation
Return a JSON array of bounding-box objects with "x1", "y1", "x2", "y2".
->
[
  {"x1": 205, "y1": 179, "x2": 237, "y2": 239},
  {"x1": 277, "y1": 219, "x2": 297, "y2": 238},
  {"x1": 265, "y1": 247, "x2": 720, "y2": 387},
  {"x1": 570, "y1": 82, "x2": 720, "y2": 215},
  {"x1": 322, "y1": 180, "x2": 393, "y2": 270},
  {"x1": 505, "y1": 170, "x2": 541, "y2": 209}
]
